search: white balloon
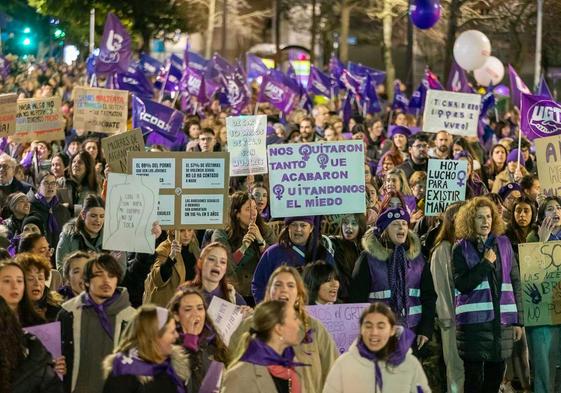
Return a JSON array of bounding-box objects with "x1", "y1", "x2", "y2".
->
[
  {"x1": 453, "y1": 30, "x2": 491, "y2": 71},
  {"x1": 473, "y1": 56, "x2": 504, "y2": 86}
]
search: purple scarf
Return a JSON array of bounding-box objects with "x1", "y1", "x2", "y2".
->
[
  {"x1": 180, "y1": 322, "x2": 216, "y2": 352},
  {"x1": 81, "y1": 290, "x2": 120, "y2": 338},
  {"x1": 7, "y1": 234, "x2": 20, "y2": 256},
  {"x1": 387, "y1": 245, "x2": 409, "y2": 327},
  {"x1": 239, "y1": 338, "x2": 308, "y2": 368},
  {"x1": 356, "y1": 327, "x2": 416, "y2": 392},
  {"x1": 112, "y1": 349, "x2": 185, "y2": 393},
  {"x1": 35, "y1": 193, "x2": 60, "y2": 235}
]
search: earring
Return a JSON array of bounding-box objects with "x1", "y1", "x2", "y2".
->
[{"x1": 279, "y1": 336, "x2": 284, "y2": 342}]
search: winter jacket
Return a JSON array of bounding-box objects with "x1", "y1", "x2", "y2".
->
[
  {"x1": 55, "y1": 219, "x2": 103, "y2": 272},
  {"x1": 12, "y1": 333, "x2": 63, "y2": 393},
  {"x1": 322, "y1": 340, "x2": 431, "y2": 393},
  {"x1": 491, "y1": 167, "x2": 529, "y2": 194},
  {"x1": 452, "y1": 237, "x2": 524, "y2": 362},
  {"x1": 229, "y1": 314, "x2": 338, "y2": 393},
  {"x1": 329, "y1": 236, "x2": 362, "y2": 303},
  {"x1": 349, "y1": 229, "x2": 437, "y2": 339},
  {"x1": 28, "y1": 191, "x2": 72, "y2": 248},
  {"x1": 221, "y1": 361, "x2": 295, "y2": 393},
  {"x1": 102, "y1": 347, "x2": 190, "y2": 393},
  {"x1": 430, "y1": 240, "x2": 456, "y2": 327},
  {"x1": 57, "y1": 288, "x2": 136, "y2": 393}
]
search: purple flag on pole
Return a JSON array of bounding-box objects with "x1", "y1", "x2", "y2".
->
[
  {"x1": 425, "y1": 67, "x2": 443, "y2": 90},
  {"x1": 536, "y1": 75, "x2": 553, "y2": 99},
  {"x1": 132, "y1": 96, "x2": 186, "y2": 150},
  {"x1": 329, "y1": 54, "x2": 346, "y2": 89},
  {"x1": 391, "y1": 80, "x2": 409, "y2": 111},
  {"x1": 187, "y1": 51, "x2": 207, "y2": 73},
  {"x1": 221, "y1": 72, "x2": 249, "y2": 115},
  {"x1": 163, "y1": 54, "x2": 184, "y2": 93},
  {"x1": 520, "y1": 93, "x2": 561, "y2": 141},
  {"x1": 0, "y1": 55, "x2": 11, "y2": 78},
  {"x1": 246, "y1": 53, "x2": 269, "y2": 80},
  {"x1": 258, "y1": 71, "x2": 298, "y2": 114},
  {"x1": 341, "y1": 69, "x2": 362, "y2": 97},
  {"x1": 341, "y1": 93, "x2": 353, "y2": 124},
  {"x1": 348, "y1": 62, "x2": 386, "y2": 85},
  {"x1": 362, "y1": 73, "x2": 381, "y2": 114},
  {"x1": 408, "y1": 78, "x2": 429, "y2": 113},
  {"x1": 480, "y1": 86, "x2": 496, "y2": 118},
  {"x1": 307, "y1": 65, "x2": 331, "y2": 97},
  {"x1": 114, "y1": 65, "x2": 154, "y2": 98},
  {"x1": 508, "y1": 65, "x2": 531, "y2": 108},
  {"x1": 183, "y1": 68, "x2": 206, "y2": 103},
  {"x1": 95, "y1": 13, "x2": 132, "y2": 75},
  {"x1": 446, "y1": 60, "x2": 473, "y2": 93},
  {"x1": 139, "y1": 54, "x2": 162, "y2": 77}
]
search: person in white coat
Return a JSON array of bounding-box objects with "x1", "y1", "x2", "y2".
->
[{"x1": 322, "y1": 302, "x2": 430, "y2": 393}]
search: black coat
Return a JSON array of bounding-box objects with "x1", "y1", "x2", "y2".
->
[
  {"x1": 452, "y1": 238, "x2": 524, "y2": 362},
  {"x1": 12, "y1": 333, "x2": 63, "y2": 393},
  {"x1": 103, "y1": 373, "x2": 180, "y2": 393}
]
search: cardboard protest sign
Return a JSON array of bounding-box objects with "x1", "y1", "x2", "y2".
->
[
  {"x1": 535, "y1": 134, "x2": 561, "y2": 196},
  {"x1": 0, "y1": 93, "x2": 17, "y2": 137},
  {"x1": 206, "y1": 296, "x2": 244, "y2": 346},
  {"x1": 24, "y1": 321, "x2": 62, "y2": 358},
  {"x1": 103, "y1": 173, "x2": 159, "y2": 254},
  {"x1": 425, "y1": 159, "x2": 468, "y2": 216},
  {"x1": 128, "y1": 151, "x2": 229, "y2": 229},
  {"x1": 306, "y1": 303, "x2": 369, "y2": 353},
  {"x1": 101, "y1": 129, "x2": 145, "y2": 173},
  {"x1": 422, "y1": 90, "x2": 481, "y2": 136},
  {"x1": 226, "y1": 114, "x2": 268, "y2": 176},
  {"x1": 519, "y1": 241, "x2": 561, "y2": 326},
  {"x1": 267, "y1": 141, "x2": 366, "y2": 218},
  {"x1": 14, "y1": 96, "x2": 64, "y2": 142},
  {"x1": 72, "y1": 86, "x2": 128, "y2": 134}
]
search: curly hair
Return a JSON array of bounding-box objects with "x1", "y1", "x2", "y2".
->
[{"x1": 455, "y1": 196, "x2": 505, "y2": 241}]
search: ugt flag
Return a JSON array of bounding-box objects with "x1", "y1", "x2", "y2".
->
[
  {"x1": 520, "y1": 93, "x2": 561, "y2": 141},
  {"x1": 258, "y1": 71, "x2": 299, "y2": 114},
  {"x1": 96, "y1": 13, "x2": 131, "y2": 74},
  {"x1": 132, "y1": 96, "x2": 186, "y2": 149}
]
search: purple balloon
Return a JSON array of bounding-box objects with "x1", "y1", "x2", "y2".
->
[
  {"x1": 494, "y1": 84, "x2": 510, "y2": 97},
  {"x1": 410, "y1": 0, "x2": 441, "y2": 30}
]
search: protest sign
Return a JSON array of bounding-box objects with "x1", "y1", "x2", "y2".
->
[
  {"x1": 128, "y1": 151, "x2": 229, "y2": 229},
  {"x1": 422, "y1": 90, "x2": 481, "y2": 136},
  {"x1": 519, "y1": 241, "x2": 561, "y2": 326},
  {"x1": 267, "y1": 141, "x2": 366, "y2": 218},
  {"x1": 425, "y1": 159, "x2": 468, "y2": 216},
  {"x1": 72, "y1": 86, "x2": 128, "y2": 133},
  {"x1": 14, "y1": 96, "x2": 64, "y2": 142},
  {"x1": 535, "y1": 134, "x2": 561, "y2": 196},
  {"x1": 24, "y1": 321, "x2": 62, "y2": 358},
  {"x1": 103, "y1": 173, "x2": 159, "y2": 254},
  {"x1": 206, "y1": 296, "x2": 244, "y2": 346},
  {"x1": 0, "y1": 93, "x2": 17, "y2": 137},
  {"x1": 306, "y1": 303, "x2": 369, "y2": 353},
  {"x1": 101, "y1": 129, "x2": 145, "y2": 173},
  {"x1": 226, "y1": 115, "x2": 268, "y2": 176}
]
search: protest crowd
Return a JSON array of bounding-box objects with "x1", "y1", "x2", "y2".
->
[{"x1": 1, "y1": 13, "x2": 560, "y2": 393}]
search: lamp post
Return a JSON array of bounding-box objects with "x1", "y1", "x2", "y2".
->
[{"x1": 534, "y1": 0, "x2": 543, "y2": 88}]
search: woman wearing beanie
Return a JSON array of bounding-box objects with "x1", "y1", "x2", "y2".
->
[
  {"x1": 491, "y1": 149, "x2": 528, "y2": 194},
  {"x1": 452, "y1": 197, "x2": 523, "y2": 393},
  {"x1": 4, "y1": 192, "x2": 31, "y2": 240},
  {"x1": 349, "y1": 208, "x2": 437, "y2": 355}
]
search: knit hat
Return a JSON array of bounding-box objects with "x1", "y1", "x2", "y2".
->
[
  {"x1": 7, "y1": 192, "x2": 27, "y2": 213},
  {"x1": 22, "y1": 215, "x2": 44, "y2": 234},
  {"x1": 389, "y1": 126, "x2": 412, "y2": 139},
  {"x1": 284, "y1": 216, "x2": 315, "y2": 226},
  {"x1": 507, "y1": 148, "x2": 525, "y2": 166},
  {"x1": 498, "y1": 183, "x2": 522, "y2": 200},
  {"x1": 376, "y1": 208, "x2": 410, "y2": 233}
]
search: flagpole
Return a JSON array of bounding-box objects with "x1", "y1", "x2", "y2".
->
[
  {"x1": 89, "y1": 73, "x2": 96, "y2": 87},
  {"x1": 517, "y1": 128, "x2": 522, "y2": 172},
  {"x1": 89, "y1": 9, "x2": 95, "y2": 55},
  {"x1": 534, "y1": 0, "x2": 544, "y2": 89}
]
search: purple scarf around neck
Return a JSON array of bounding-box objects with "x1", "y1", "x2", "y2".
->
[
  {"x1": 239, "y1": 338, "x2": 308, "y2": 368},
  {"x1": 82, "y1": 289, "x2": 120, "y2": 338},
  {"x1": 112, "y1": 348, "x2": 185, "y2": 393},
  {"x1": 35, "y1": 193, "x2": 60, "y2": 235},
  {"x1": 387, "y1": 244, "x2": 409, "y2": 327},
  {"x1": 356, "y1": 327, "x2": 416, "y2": 392}
]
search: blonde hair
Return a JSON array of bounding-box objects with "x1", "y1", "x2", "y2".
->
[
  {"x1": 114, "y1": 304, "x2": 173, "y2": 363},
  {"x1": 455, "y1": 196, "x2": 505, "y2": 241},
  {"x1": 264, "y1": 266, "x2": 309, "y2": 326},
  {"x1": 385, "y1": 168, "x2": 412, "y2": 195},
  {"x1": 14, "y1": 253, "x2": 51, "y2": 280}
]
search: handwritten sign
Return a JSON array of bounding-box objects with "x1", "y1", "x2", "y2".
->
[
  {"x1": 128, "y1": 152, "x2": 229, "y2": 229},
  {"x1": 425, "y1": 159, "x2": 467, "y2": 216},
  {"x1": 101, "y1": 129, "x2": 145, "y2": 173},
  {"x1": 226, "y1": 115, "x2": 268, "y2": 176},
  {"x1": 422, "y1": 90, "x2": 481, "y2": 136},
  {"x1": 103, "y1": 173, "x2": 159, "y2": 254},
  {"x1": 14, "y1": 96, "x2": 64, "y2": 142},
  {"x1": 24, "y1": 321, "x2": 62, "y2": 358},
  {"x1": 73, "y1": 86, "x2": 128, "y2": 133},
  {"x1": 207, "y1": 296, "x2": 244, "y2": 346},
  {"x1": 535, "y1": 134, "x2": 561, "y2": 196},
  {"x1": 267, "y1": 141, "x2": 366, "y2": 218},
  {"x1": 519, "y1": 241, "x2": 561, "y2": 326},
  {"x1": 0, "y1": 93, "x2": 17, "y2": 137},
  {"x1": 306, "y1": 303, "x2": 369, "y2": 353}
]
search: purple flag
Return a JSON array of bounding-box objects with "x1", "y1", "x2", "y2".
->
[
  {"x1": 348, "y1": 62, "x2": 386, "y2": 85},
  {"x1": 95, "y1": 13, "x2": 132, "y2": 75},
  {"x1": 425, "y1": 67, "x2": 443, "y2": 90},
  {"x1": 132, "y1": 96, "x2": 186, "y2": 149},
  {"x1": 258, "y1": 71, "x2": 298, "y2": 114},
  {"x1": 114, "y1": 65, "x2": 154, "y2": 98},
  {"x1": 307, "y1": 65, "x2": 331, "y2": 97},
  {"x1": 222, "y1": 72, "x2": 249, "y2": 115},
  {"x1": 362, "y1": 73, "x2": 381, "y2": 114},
  {"x1": 520, "y1": 93, "x2": 561, "y2": 141},
  {"x1": 329, "y1": 54, "x2": 346, "y2": 90},
  {"x1": 183, "y1": 68, "x2": 207, "y2": 103},
  {"x1": 139, "y1": 54, "x2": 162, "y2": 77},
  {"x1": 508, "y1": 65, "x2": 531, "y2": 108},
  {"x1": 391, "y1": 80, "x2": 409, "y2": 111},
  {"x1": 162, "y1": 54, "x2": 184, "y2": 93},
  {"x1": 536, "y1": 75, "x2": 553, "y2": 99},
  {"x1": 446, "y1": 60, "x2": 473, "y2": 93},
  {"x1": 187, "y1": 51, "x2": 208, "y2": 73},
  {"x1": 480, "y1": 86, "x2": 496, "y2": 118},
  {"x1": 341, "y1": 69, "x2": 362, "y2": 97},
  {"x1": 408, "y1": 78, "x2": 429, "y2": 113},
  {"x1": 341, "y1": 93, "x2": 353, "y2": 124},
  {"x1": 0, "y1": 55, "x2": 11, "y2": 78},
  {"x1": 246, "y1": 53, "x2": 269, "y2": 80}
]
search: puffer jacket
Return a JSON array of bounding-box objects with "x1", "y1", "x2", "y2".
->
[{"x1": 55, "y1": 218, "x2": 103, "y2": 272}]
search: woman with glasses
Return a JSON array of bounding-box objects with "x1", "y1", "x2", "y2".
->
[{"x1": 29, "y1": 172, "x2": 71, "y2": 249}]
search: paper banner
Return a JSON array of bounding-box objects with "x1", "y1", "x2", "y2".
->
[
  {"x1": 425, "y1": 159, "x2": 468, "y2": 216},
  {"x1": 535, "y1": 134, "x2": 561, "y2": 196},
  {"x1": 14, "y1": 96, "x2": 64, "y2": 142},
  {"x1": 422, "y1": 90, "x2": 481, "y2": 136},
  {"x1": 0, "y1": 93, "x2": 17, "y2": 137},
  {"x1": 226, "y1": 115, "x2": 268, "y2": 176},
  {"x1": 101, "y1": 129, "x2": 145, "y2": 173},
  {"x1": 206, "y1": 296, "x2": 244, "y2": 346},
  {"x1": 72, "y1": 86, "x2": 128, "y2": 134}
]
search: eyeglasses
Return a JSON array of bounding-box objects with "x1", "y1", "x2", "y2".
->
[
  {"x1": 411, "y1": 143, "x2": 428, "y2": 149},
  {"x1": 41, "y1": 181, "x2": 57, "y2": 187}
]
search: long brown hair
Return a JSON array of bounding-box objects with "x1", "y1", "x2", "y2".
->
[
  {"x1": 70, "y1": 150, "x2": 100, "y2": 193},
  {"x1": 359, "y1": 302, "x2": 398, "y2": 362},
  {"x1": 431, "y1": 202, "x2": 466, "y2": 253},
  {"x1": 226, "y1": 191, "x2": 266, "y2": 248},
  {"x1": 263, "y1": 266, "x2": 309, "y2": 326},
  {"x1": 0, "y1": 297, "x2": 25, "y2": 393},
  {"x1": 455, "y1": 196, "x2": 505, "y2": 241}
]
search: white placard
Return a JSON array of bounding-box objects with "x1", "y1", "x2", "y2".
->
[
  {"x1": 422, "y1": 89, "x2": 481, "y2": 136},
  {"x1": 182, "y1": 158, "x2": 226, "y2": 189},
  {"x1": 181, "y1": 194, "x2": 225, "y2": 225},
  {"x1": 226, "y1": 115, "x2": 268, "y2": 176},
  {"x1": 132, "y1": 158, "x2": 176, "y2": 187},
  {"x1": 206, "y1": 297, "x2": 244, "y2": 346}
]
